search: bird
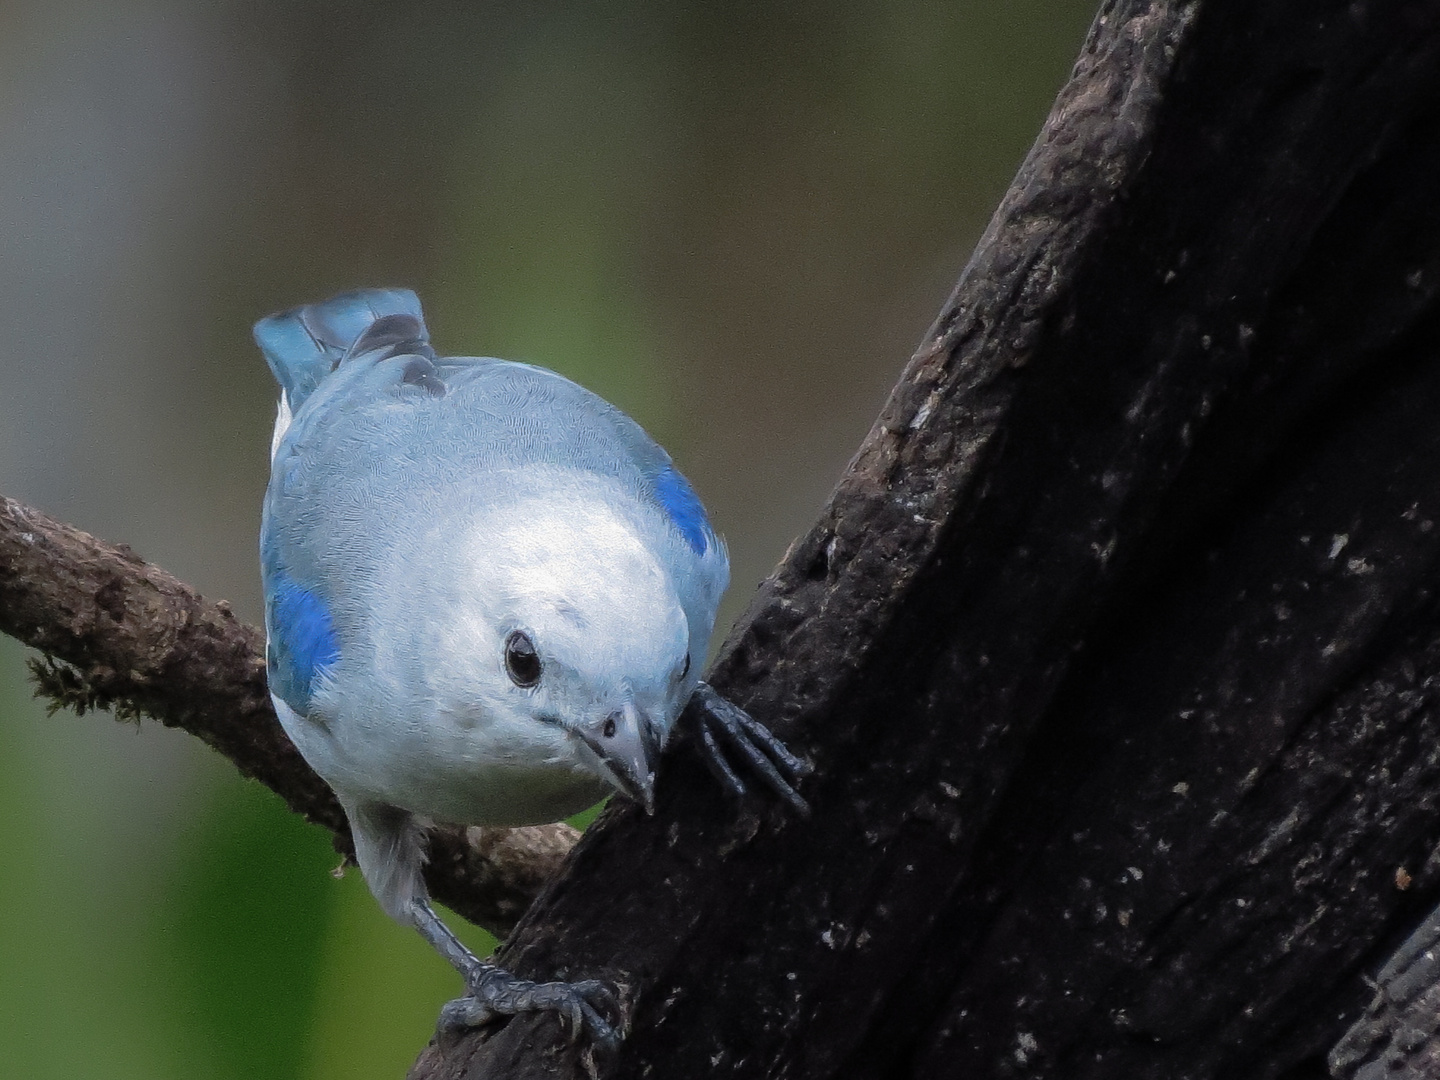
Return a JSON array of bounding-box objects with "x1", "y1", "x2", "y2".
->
[{"x1": 256, "y1": 287, "x2": 808, "y2": 1051}]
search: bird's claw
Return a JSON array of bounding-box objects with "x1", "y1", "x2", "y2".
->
[
  {"x1": 687, "y1": 682, "x2": 812, "y2": 815},
  {"x1": 436, "y1": 967, "x2": 621, "y2": 1054}
]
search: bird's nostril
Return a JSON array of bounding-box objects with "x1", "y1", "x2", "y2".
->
[{"x1": 603, "y1": 714, "x2": 618, "y2": 738}]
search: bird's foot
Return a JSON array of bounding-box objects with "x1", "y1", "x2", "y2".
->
[
  {"x1": 436, "y1": 962, "x2": 621, "y2": 1054},
  {"x1": 686, "y1": 681, "x2": 812, "y2": 815}
]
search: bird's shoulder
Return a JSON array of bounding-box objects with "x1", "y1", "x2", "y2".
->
[
  {"x1": 274, "y1": 354, "x2": 723, "y2": 566},
  {"x1": 447, "y1": 360, "x2": 725, "y2": 567}
]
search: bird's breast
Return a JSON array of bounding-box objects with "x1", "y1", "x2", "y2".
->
[{"x1": 298, "y1": 682, "x2": 611, "y2": 825}]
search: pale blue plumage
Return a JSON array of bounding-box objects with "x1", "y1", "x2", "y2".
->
[
  {"x1": 261, "y1": 303, "x2": 728, "y2": 781},
  {"x1": 257, "y1": 288, "x2": 803, "y2": 1051}
]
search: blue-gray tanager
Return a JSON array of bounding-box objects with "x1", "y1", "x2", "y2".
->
[{"x1": 256, "y1": 288, "x2": 807, "y2": 1049}]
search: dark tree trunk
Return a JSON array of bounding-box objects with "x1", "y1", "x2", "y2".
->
[{"x1": 408, "y1": 1, "x2": 1440, "y2": 1078}]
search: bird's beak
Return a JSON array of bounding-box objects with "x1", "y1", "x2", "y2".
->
[{"x1": 573, "y1": 702, "x2": 657, "y2": 814}]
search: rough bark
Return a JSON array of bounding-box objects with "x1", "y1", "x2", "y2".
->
[
  {"x1": 0, "y1": 494, "x2": 577, "y2": 936},
  {"x1": 401, "y1": 1, "x2": 1440, "y2": 1078},
  {"x1": 1330, "y1": 906, "x2": 1440, "y2": 1079}
]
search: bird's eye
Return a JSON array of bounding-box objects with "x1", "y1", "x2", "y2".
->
[
  {"x1": 602, "y1": 714, "x2": 617, "y2": 738},
  {"x1": 504, "y1": 631, "x2": 542, "y2": 687},
  {"x1": 681, "y1": 653, "x2": 691, "y2": 679}
]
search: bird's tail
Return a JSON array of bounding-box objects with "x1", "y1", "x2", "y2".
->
[{"x1": 254, "y1": 288, "x2": 429, "y2": 411}]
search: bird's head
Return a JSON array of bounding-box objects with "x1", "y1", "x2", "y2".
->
[{"x1": 448, "y1": 480, "x2": 696, "y2": 813}]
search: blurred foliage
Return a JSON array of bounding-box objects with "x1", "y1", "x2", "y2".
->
[{"x1": 0, "y1": 0, "x2": 1094, "y2": 1076}]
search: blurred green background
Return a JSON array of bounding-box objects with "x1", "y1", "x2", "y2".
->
[{"x1": 0, "y1": 1, "x2": 1095, "y2": 1076}]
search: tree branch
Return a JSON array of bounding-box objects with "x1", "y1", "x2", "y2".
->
[{"x1": 0, "y1": 494, "x2": 576, "y2": 936}]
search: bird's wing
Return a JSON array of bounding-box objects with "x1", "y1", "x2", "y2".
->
[{"x1": 259, "y1": 289, "x2": 431, "y2": 717}]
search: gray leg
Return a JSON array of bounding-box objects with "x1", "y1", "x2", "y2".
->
[
  {"x1": 685, "y1": 682, "x2": 812, "y2": 815},
  {"x1": 410, "y1": 897, "x2": 619, "y2": 1052},
  {"x1": 341, "y1": 798, "x2": 619, "y2": 1051}
]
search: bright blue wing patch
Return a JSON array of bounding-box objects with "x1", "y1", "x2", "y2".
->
[
  {"x1": 265, "y1": 572, "x2": 340, "y2": 714},
  {"x1": 653, "y1": 463, "x2": 709, "y2": 555},
  {"x1": 255, "y1": 288, "x2": 427, "y2": 411}
]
